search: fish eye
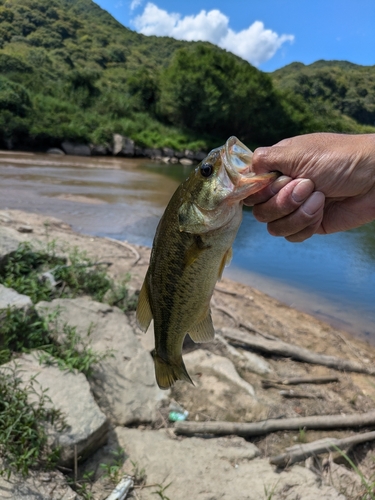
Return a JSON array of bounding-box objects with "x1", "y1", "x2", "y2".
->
[{"x1": 200, "y1": 163, "x2": 213, "y2": 178}]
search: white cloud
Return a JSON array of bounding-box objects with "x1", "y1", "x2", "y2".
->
[
  {"x1": 132, "y1": 3, "x2": 294, "y2": 66},
  {"x1": 130, "y1": 0, "x2": 143, "y2": 11}
]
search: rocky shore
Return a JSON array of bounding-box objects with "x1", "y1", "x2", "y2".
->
[
  {"x1": 42, "y1": 134, "x2": 207, "y2": 166},
  {"x1": 1, "y1": 209, "x2": 375, "y2": 500}
]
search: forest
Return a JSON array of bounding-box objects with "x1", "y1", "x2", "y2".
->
[{"x1": 0, "y1": 0, "x2": 374, "y2": 152}]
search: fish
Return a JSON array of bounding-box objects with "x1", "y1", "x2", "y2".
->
[{"x1": 136, "y1": 136, "x2": 278, "y2": 389}]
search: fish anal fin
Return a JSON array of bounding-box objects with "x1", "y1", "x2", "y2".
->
[
  {"x1": 218, "y1": 247, "x2": 233, "y2": 280},
  {"x1": 136, "y1": 279, "x2": 153, "y2": 332},
  {"x1": 152, "y1": 350, "x2": 194, "y2": 389},
  {"x1": 189, "y1": 310, "x2": 215, "y2": 343},
  {"x1": 184, "y1": 235, "x2": 211, "y2": 267}
]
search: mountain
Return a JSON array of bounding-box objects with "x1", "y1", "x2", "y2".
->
[
  {"x1": 0, "y1": 0, "x2": 374, "y2": 152},
  {"x1": 272, "y1": 60, "x2": 375, "y2": 128}
]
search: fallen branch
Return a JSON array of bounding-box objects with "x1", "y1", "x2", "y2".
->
[
  {"x1": 105, "y1": 237, "x2": 141, "y2": 266},
  {"x1": 221, "y1": 327, "x2": 375, "y2": 375},
  {"x1": 214, "y1": 308, "x2": 278, "y2": 341},
  {"x1": 262, "y1": 376, "x2": 339, "y2": 388},
  {"x1": 174, "y1": 410, "x2": 375, "y2": 438},
  {"x1": 270, "y1": 430, "x2": 375, "y2": 467},
  {"x1": 279, "y1": 390, "x2": 323, "y2": 399}
]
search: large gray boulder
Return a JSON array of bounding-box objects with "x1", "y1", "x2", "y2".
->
[
  {"x1": 0, "y1": 284, "x2": 32, "y2": 310},
  {"x1": 2, "y1": 353, "x2": 109, "y2": 467},
  {"x1": 36, "y1": 298, "x2": 167, "y2": 425},
  {"x1": 61, "y1": 141, "x2": 91, "y2": 156},
  {"x1": 116, "y1": 427, "x2": 346, "y2": 500},
  {"x1": 0, "y1": 465, "x2": 77, "y2": 500},
  {"x1": 0, "y1": 226, "x2": 24, "y2": 270}
]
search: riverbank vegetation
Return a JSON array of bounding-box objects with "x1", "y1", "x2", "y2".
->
[{"x1": 0, "y1": 0, "x2": 374, "y2": 152}]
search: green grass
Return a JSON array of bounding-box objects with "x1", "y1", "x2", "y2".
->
[{"x1": 0, "y1": 364, "x2": 65, "y2": 478}]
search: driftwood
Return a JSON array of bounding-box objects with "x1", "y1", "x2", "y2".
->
[
  {"x1": 279, "y1": 390, "x2": 323, "y2": 399},
  {"x1": 174, "y1": 410, "x2": 375, "y2": 438},
  {"x1": 262, "y1": 376, "x2": 339, "y2": 389},
  {"x1": 105, "y1": 237, "x2": 141, "y2": 266},
  {"x1": 214, "y1": 309, "x2": 278, "y2": 341},
  {"x1": 221, "y1": 327, "x2": 375, "y2": 375},
  {"x1": 270, "y1": 430, "x2": 375, "y2": 467}
]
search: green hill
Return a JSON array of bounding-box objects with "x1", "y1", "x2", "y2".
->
[
  {"x1": 272, "y1": 60, "x2": 375, "y2": 128},
  {"x1": 0, "y1": 0, "x2": 374, "y2": 152}
]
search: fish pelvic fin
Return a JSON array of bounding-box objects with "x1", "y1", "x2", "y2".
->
[
  {"x1": 151, "y1": 350, "x2": 194, "y2": 390},
  {"x1": 136, "y1": 279, "x2": 153, "y2": 332}
]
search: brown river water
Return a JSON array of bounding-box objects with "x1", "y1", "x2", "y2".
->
[{"x1": 0, "y1": 151, "x2": 374, "y2": 342}]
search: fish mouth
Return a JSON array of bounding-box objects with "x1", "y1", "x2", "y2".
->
[{"x1": 223, "y1": 136, "x2": 278, "y2": 200}]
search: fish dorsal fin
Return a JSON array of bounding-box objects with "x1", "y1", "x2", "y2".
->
[
  {"x1": 218, "y1": 247, "x2": 233, "y2": 280},
  {"x1": 189, "y1": 310, "x2": 215, "y2": 343},
  {"x1": 136, "y1": 279, "x2": 153, "y2": 332}
]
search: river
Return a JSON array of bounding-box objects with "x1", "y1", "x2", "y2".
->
[{"x1": 1, "y1": 151, "x2": 374, "y2": 342}]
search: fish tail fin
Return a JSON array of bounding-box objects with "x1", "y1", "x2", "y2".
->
[{"x1": 151, "y1": 350, "x2": 193, "y2": 390}]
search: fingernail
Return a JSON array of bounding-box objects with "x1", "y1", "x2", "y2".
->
[
  {"x1": 292, "y1": 179, "x2": 314, "y2": 203},
  {"x1": 302, "y1": 192, "x2": 325, "y2": 216},
  {"x1": 270, "y1": 175, "x2": 291, "y2": 195}
]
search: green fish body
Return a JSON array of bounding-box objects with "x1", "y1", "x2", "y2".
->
[{"x1": 136, "y1": 137, "x2": 277, "y2": 389}]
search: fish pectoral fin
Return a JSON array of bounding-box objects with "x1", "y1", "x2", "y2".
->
[
  {"x1": 218, "y1": 247, "x2": 233, "y2": 280},
  {"x1": 184, "y1": 235, "x2": 211, "y2": 267},
  {"x1": 136, "y1": 279, "x2": 153, "y2": 332},
  {"x1": 188, "y1": 310, "x2": 215, "y2": 343},
  {"x1": 152, "y1": 350, "x2": 193, "y2": 390}
]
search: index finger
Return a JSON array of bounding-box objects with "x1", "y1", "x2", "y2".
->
[{"x1": 244, "y1": 175, "x2": 292, "y2": 206}]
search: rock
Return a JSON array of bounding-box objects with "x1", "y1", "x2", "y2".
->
[
  {"x1": 179, "y1": 158, "x2": 193, "y2": 165},
  {"x1": 319, "y1": 457, "x2": 362, "y2": 498},
  {"x1": 112, "y1": 135, "x2": 135, "y2": 156},
  {"x1": 17, "y1": 224, "x2": 33, "y2": 233},
  {"x1": 184, "y1": 149, "x2": 195, "y2": 159},
  {"x1": 61, "y1": 141, "x2": 91, "y2": 156},
  {"x1": 162, "y1": 147, "x2": 175, "y2": 157},
  {"x1": 174, "y1": 150, "x2": 185, "y2": 159},
  {"x1": 143, "y1": 148, "x2": 162, "y2": 159},
  {"x1": 170, "y1": 156, "x2": 179, "y2": 164},
  {"x1": 185, "y1": 349, "x2": 256, "y2": 396},
  {"x1": 0, "y1": 465, "x2": 77, "y2": 499},
  {"x1": 240, "y1": 350, "x2": 273, "y2": 375},
  {"x1": 2, "y1": 353, "x2": 109, "y2": 467},
  {"x1": 193, "y1": 151, "x2": 207, "y2": 161},
  {"x1": 0, "y1": 226, "x2": 24, "y2": 270},
  {"x1": 36, "y1": 298, "x2": 167, "y2": 425},
  {"x1": 113, "y1": 134, "x2": 124, "y2": 156},
  {"x1": 46, "y1": 148, "x2": 65, "y2": 155},
  {"x1": 0, "y1": 284, "x2": 32, "y2": 310},
  {"x1": 90, "y1": 144, "x2": 109, "y2": 156},
  {"x1": 134, "y1": 146, "x2": 145, "y2": 156},
  {"x1": 115, "y1": 427, "x2": 345, "y2": 500}
]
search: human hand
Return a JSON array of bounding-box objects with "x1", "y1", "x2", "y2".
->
[{"x1": 244, "y1": 133, "x2": 375, "y2": 242}]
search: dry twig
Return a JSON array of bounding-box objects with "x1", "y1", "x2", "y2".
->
[
  {"x1": 221, "y1": 327, "x2": 375, "y2": 375},
  {"x1": 175, "y1": 410, "x2": 375, "y2": 438}
]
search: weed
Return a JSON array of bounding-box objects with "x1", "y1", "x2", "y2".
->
[
  {"x1": 334, "y1": 447, "x2": 375, "y2": 500},
  {"x1": 298, "y1": 427, "x2": 307, "y2": 443},
  {"x1": 263, "y1": 479, "x2": 279, "y2": 500},
  {"x1": 0, "y1": 364, "x2": 65, "y2": 478},
  {"x1": 153, "y1": 482, "x2": 172, "y2": 500},
  {"x1": 100, "y1": 447, "x2": 126, "y2": 484},
  {"x1": 131, "y1": 459, "x2": 147, "y2": 486},
  {"x1": 70, "y1": 470, "x2": 95, "y2": 500},
  {"x1": 0, "y1": 241, "x2": 137, "y2": 311}
]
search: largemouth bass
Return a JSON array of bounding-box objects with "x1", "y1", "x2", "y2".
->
[{"x1": 136, "y1": 136, "x2": 277, "y2": 389}]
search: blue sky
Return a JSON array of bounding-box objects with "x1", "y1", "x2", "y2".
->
[{"x1": 94, "y1": 0, "x2": 375, "y2": 71}]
